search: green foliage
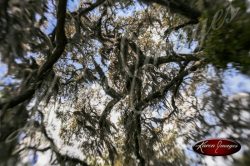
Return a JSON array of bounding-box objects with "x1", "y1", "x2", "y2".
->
[
  {"x1": 234, "y1": 150, "x2": 250, "y2": 166},
  {"x1": 204, "y1": 18, "x2": 250, "y2": 73},
  {"x1": 203, "y1": 0, "x2": 250, "y2": 74}
]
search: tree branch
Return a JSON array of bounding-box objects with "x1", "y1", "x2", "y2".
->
[
  {"x1": 128, "y1": 39, "x2": 199, "y2": 68},
  {"x1": 0, "y1": 88, "x2": 36, "y2": 110},
  {"x1": 148, "y1": 0, "x2": 201, "y2": 21},
  {"x1": 0, "y1": 0, "x2": 68, "y2": 110},
  {"x1": 79, "y1": 0, "x2": 106, "y2": 16},
  {"x1": 136, "y1": 61, "x2": 203, "y2": 109},
  {"x1": 38, "y1": 110, "x2": 89, "y2": 166},
  {"x1": 164, "y1": 19, "x2": 199, "y2": 36},
  {"x1": 37, "y1": 0, "x2": 68, "y2": 79},
  {"x1": 92, "y1": 57, "x2": 122, "y2": 99}
]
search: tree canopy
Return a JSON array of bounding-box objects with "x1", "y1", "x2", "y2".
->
[{"x1": 0, "y1": 0, "x2": 250, "y2": 165}]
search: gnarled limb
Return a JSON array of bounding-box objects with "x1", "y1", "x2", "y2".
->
[{"x1": 0, "y1": 0, "x2": 68, "y2": 111}]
